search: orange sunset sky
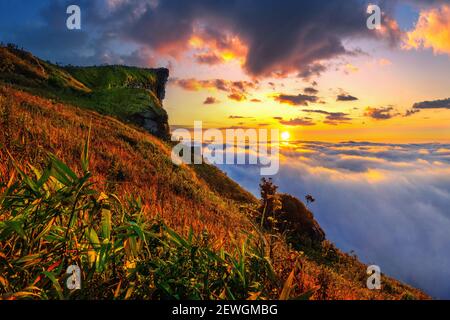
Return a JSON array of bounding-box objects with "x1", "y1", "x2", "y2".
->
[{"x1": 1, "y1": 0, "x2": 449, "y2": 143}]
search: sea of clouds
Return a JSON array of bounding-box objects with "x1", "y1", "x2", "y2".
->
[{"x1": 217, "y1": 141, "x2": 450, "y2": 299}]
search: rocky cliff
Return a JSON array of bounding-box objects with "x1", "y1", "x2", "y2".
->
[{"x1": 125, "y1": 67, "x2": 170, "y2": 139}]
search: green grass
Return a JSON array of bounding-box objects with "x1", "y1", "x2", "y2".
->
[
  {"x1": 0, "y1": 45, "x2": 165, "y2": 123},
  {"x1": 64, "y1": 65, "x2": 158, "y2": 90},
  {"x1": 62, "y1": 66, "x2": 165, "y2": 119},
  {"x1": 60, "y1": 88, "x2": 163, "y2": 119}
]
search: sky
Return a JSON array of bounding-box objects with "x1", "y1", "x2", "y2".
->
[{"x1": 0, "y1": 0, "x2": 449, "y2": 142}]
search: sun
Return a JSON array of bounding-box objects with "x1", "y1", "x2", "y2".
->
[{"x1": 281, "y1": 131, "x2": 290, "y2": 141}]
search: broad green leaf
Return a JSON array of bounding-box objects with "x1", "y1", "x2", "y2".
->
[
  {"x1": 87, "y1": 228, "x2": 100, "y2": 248},
  {"x1": 101, "y1": 209, "x2": 111, "y2": 240},
  {"x1": 48, "y1": 153, "x2": 78, "y2": 186},
  {"x1": 4, "y1": 220, "x2": 26, "y2": 239},
  {"x1": 81, "y1": 121, "x2": 92, "y2": 173}
]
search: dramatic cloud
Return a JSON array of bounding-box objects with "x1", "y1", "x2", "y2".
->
[
  {"x1": 279, "y1": 117, "x2": 316, "y2": 126},
  {"x1": 364, "y1": 106, "x2": 398, "y2": 120},
  {"x1": 194, "y1": 52, "x2": 223, "y2": 65},
  {"x1": 190, "y1": 27, "x2": 248, "y2": 64},
  {"x1": 203, "y1": 96, "x2": 219, "y2": 105},
  {"x1": 171, "y1": 78, "x2": 259, "y2": 102},
  {"x1": 4, "y1": 0, "x2": 404, "y2": 78},
  {"x1": 274, "y1": 93, "x2": 319, "y2": 106},
  {"x1": 413, "y1": 98, "x2": 450, "y2": 109},
  {"x1": 297, "y1": 63, "x2": 328, "y2": 80},
  {"x1": 303, "y1": 109, "x2": 352, "y2": 124},
  {"x1": 218, "y1": 141, "x2": 450, "y2": 298},
  {"x1": 405, "y1": 4, "x2": 450, "y2": 56},
  {"x1": 337, "y1": 94, "x2": 359, "y2": 102}
]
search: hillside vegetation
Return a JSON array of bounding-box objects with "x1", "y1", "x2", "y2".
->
[
  {"x1": 0, "y1": 46, "x2": 429, "y2": 300},
  {"x1": 0, "y1": 44, "x2": 169, "y2": 138}
]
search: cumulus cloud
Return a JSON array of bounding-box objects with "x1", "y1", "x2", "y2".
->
[
  {"x1": 274, "y1": 93, "x2": 319, "y2": 106},
  {"x1": 405, "y1": 4, "x2": 450, "y2": 56},
  {"x1": 413, "y1": 98, "x2": 450, "y2": 109},
  {"x1": 228, "y1": 92, "x2": 247, "y2": 102},
  {"x1": 203, "y1": 96, "x2": 219, "y2": 105},
  {"x1": 218, "y1": 141, "x2": 450, "y2": 298},
  {"x1": 364, "y1": 106, "x2": 398, "y2": 120},
  {"x1": 304, "y1": 87, "x2": 319, "y2": 95}
]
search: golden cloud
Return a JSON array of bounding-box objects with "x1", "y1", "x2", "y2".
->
[
  {"x1": 405, "y1": 5, "x2": 450, "y2": 55},
  {"x1": 189, "y1": 29, "x2": 248, "y2": 65}
]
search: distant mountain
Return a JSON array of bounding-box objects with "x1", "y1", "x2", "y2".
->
[{"x1": 0, "y1": 45, "x2": 429, "y2": 300}]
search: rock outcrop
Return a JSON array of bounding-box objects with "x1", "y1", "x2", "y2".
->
[
  {"x1": 129, "y1": 108, "x2": 170, "y2": 140},
  {"x1": 129, "y1": 67, "x2": 170, "y2": 140},
  {"x1": 278, "y1": 194, "x2": 326, "y2": 244},
  {"x1": 152, "y1": 68, "x2": 169, "y2": 101}
]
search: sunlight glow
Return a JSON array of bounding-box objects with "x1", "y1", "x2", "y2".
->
[{"x1": 281, "y1": 131, "x2": 291, "y2": 141}]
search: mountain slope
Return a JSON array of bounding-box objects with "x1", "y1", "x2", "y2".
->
[
  {"x1": 0, "y1": 44, "x2": 170, "y2": 139},
  {"x1": 0, "y1": 46, "x2": 429, "y2": 300}
]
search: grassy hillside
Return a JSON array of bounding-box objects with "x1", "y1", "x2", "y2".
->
[
  {"x1": 0, "y1": 45, "x2": 169, "y2": 138},
  {"x1": 63, "y1": 65, "x2": 168, "y2": 119},
  {"x1": 0, "y1": 47, "x2": 430, "y2": 300},
  {"x1": 0, "y1": 44, "x2": 90, "y2": 93}
]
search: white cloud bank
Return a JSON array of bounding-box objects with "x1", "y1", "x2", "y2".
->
[{"x1": 219, "y1": 141, "x2": 450, "y2": 299}]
